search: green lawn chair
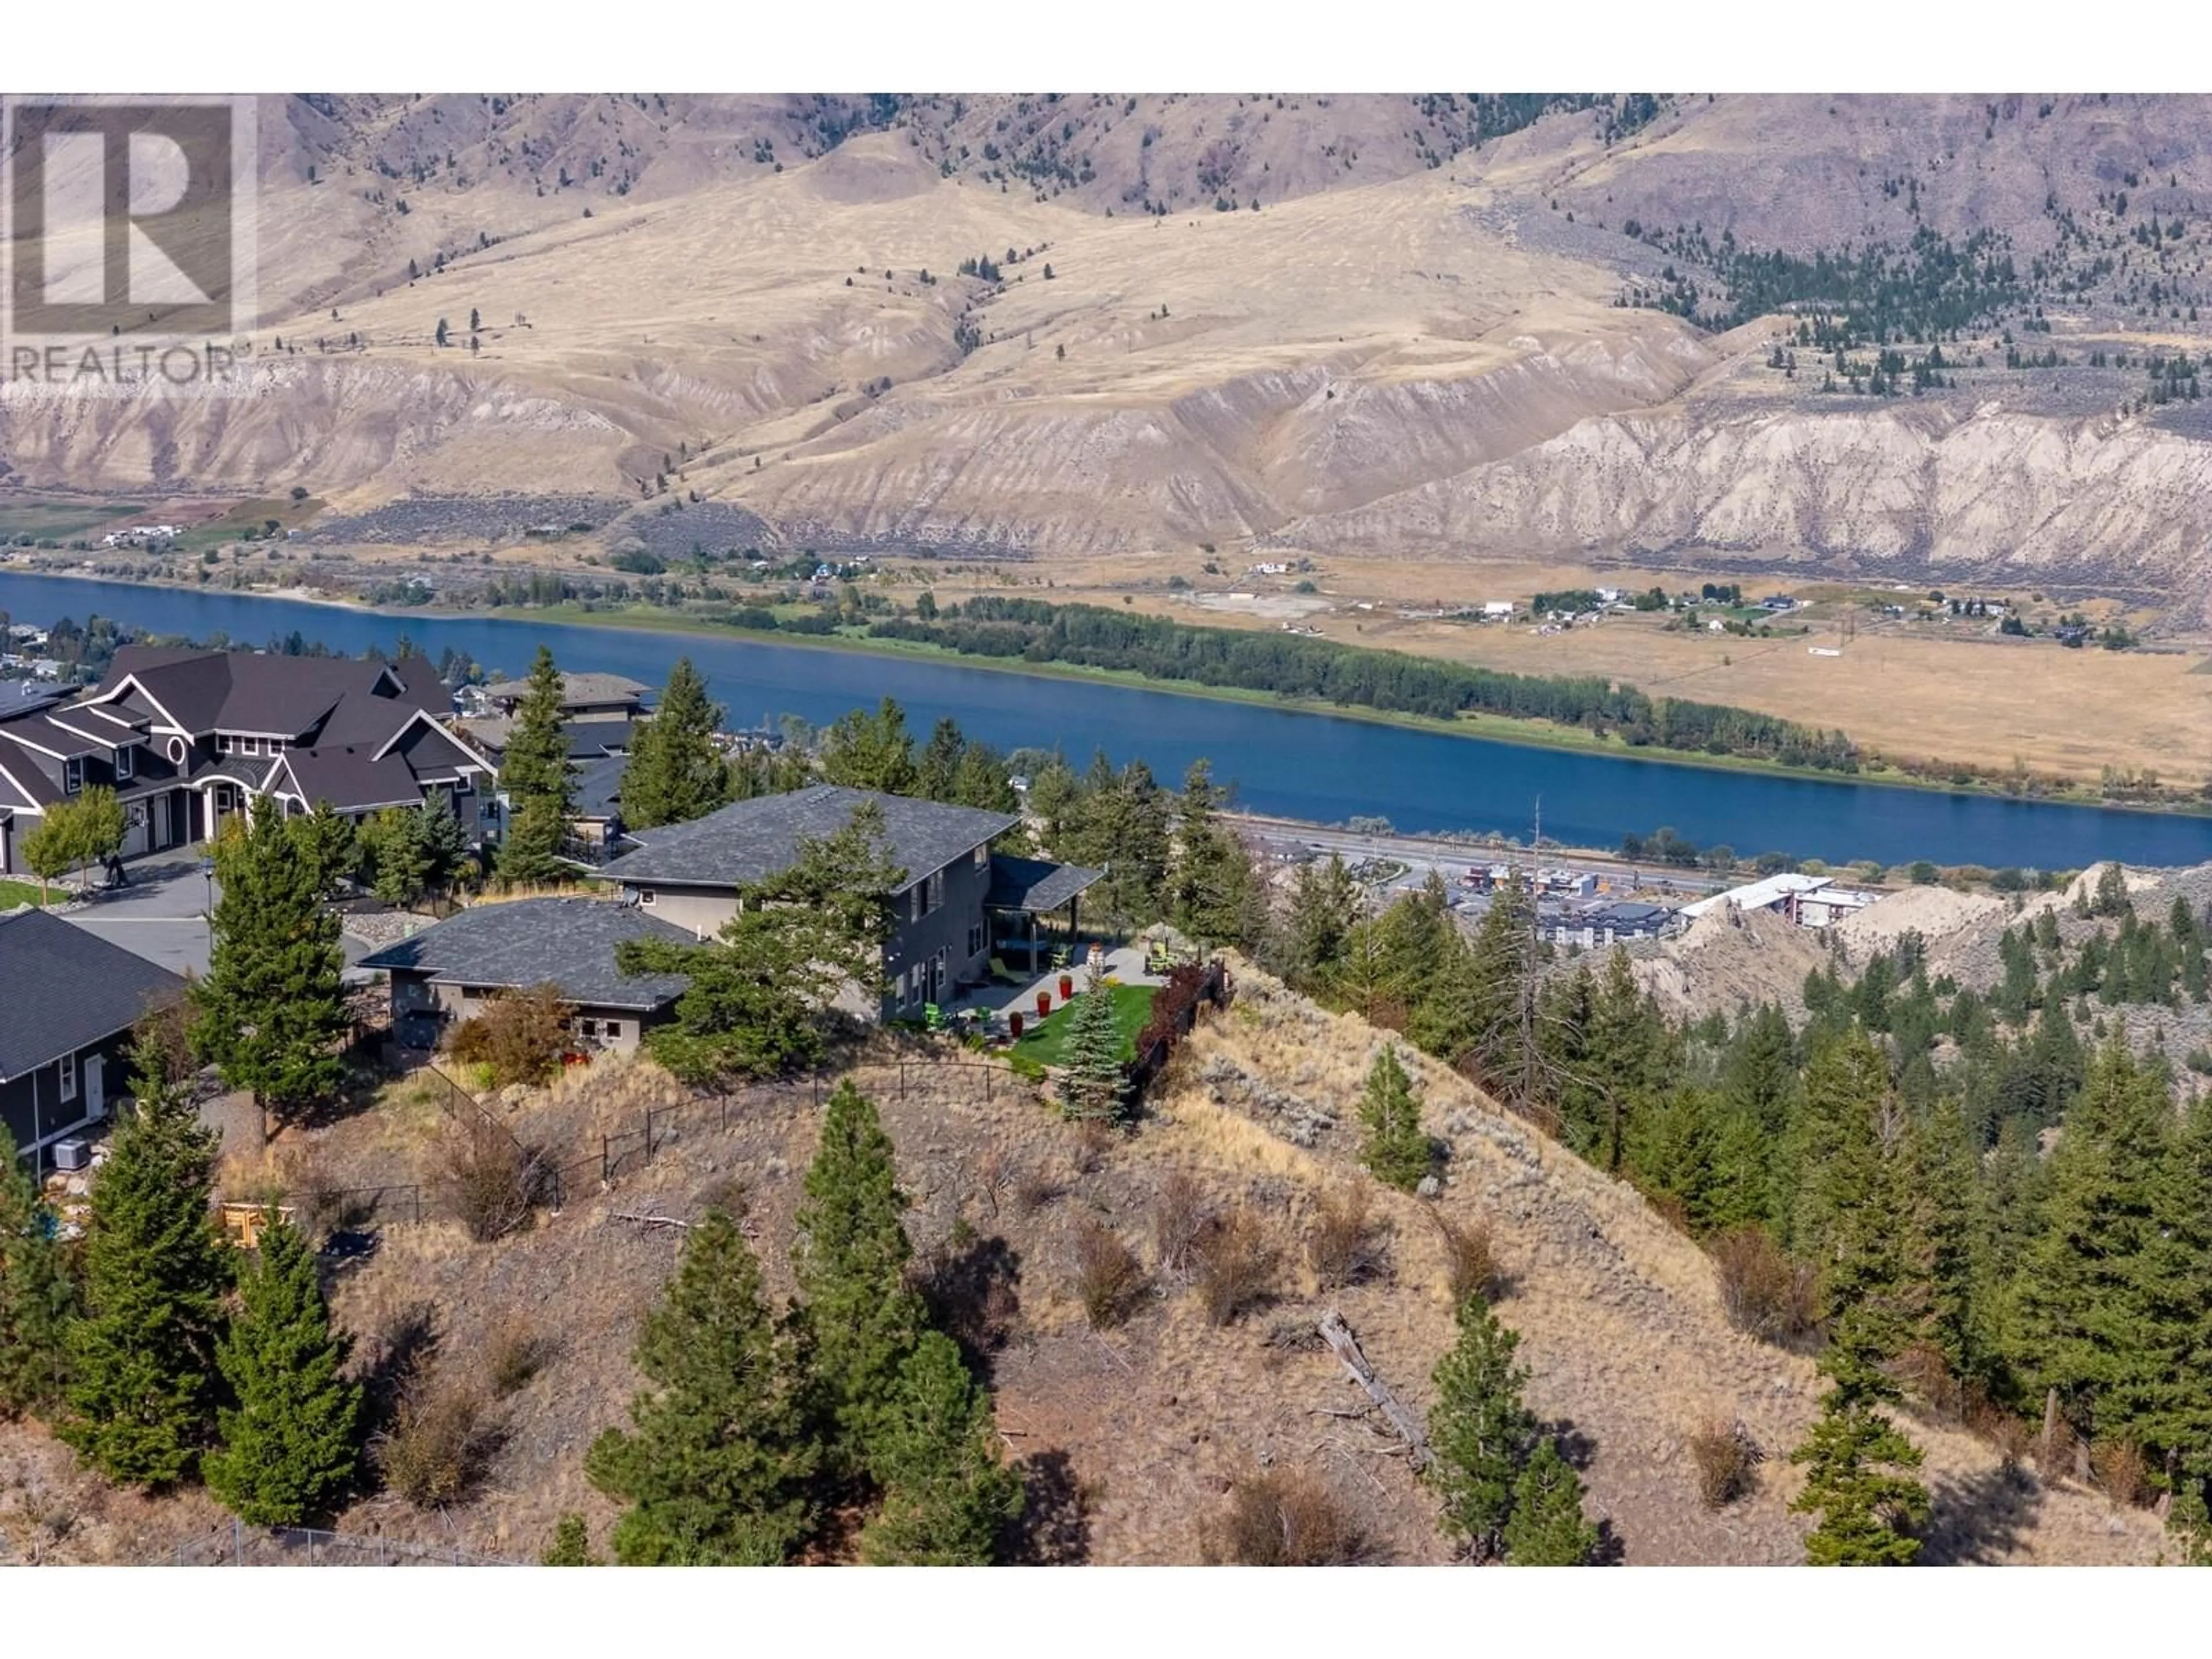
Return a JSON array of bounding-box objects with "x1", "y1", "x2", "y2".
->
[{"x1": 924, "y1": 1002, "x2": 947, "y2": 1032}]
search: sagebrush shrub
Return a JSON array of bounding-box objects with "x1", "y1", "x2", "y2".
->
[
  {"x1": 1072, "y1": 1218, "x2": 1145, "y2": 1330},
  {"x1": 1194, "y1": 1208, "x2": 1276, "y2": 1326},
  {"x1": 1710, "y1": 1227, "x2": 1817, "y2": 1343},
  {"x1": 1203, "y1": 1465, "x2": 1368, "y2": 1565},
  {"x1": 1687, "y1": 1418, "x2": 1760, "y2": 1509}
]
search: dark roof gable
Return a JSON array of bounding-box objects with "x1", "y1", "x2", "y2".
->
[
  {"x1": 357, "y1": 898, "x2": 694, "y2": 1011},
  {"x1": 0, "y1": 909, "x2": 188, "y2": 1080},
  {"x1": 600, "y1": 786, "x2": 1018, "y2": 895}
]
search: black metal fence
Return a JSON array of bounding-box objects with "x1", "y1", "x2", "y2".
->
[{"x1": 1126, "y1": 959, "x2": 1234, "y2": 1102}]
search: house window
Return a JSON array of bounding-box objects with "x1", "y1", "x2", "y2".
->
[
  {"x1": 926, "y1": 869, "x2": 944, "y2": 915},
  {"x1": 577, "y1": 1017, "x2": 599, "y2": 1040},
  {"x1": 115, "y1": 745, "x2": 133, "y2": 781},
  {"x1": 58, "y1": 1051, "x2": 77, "y2": 1102},
  {"x1": 63, "y1": 757, "x2": 82, "y2": 794},
  {"x1": 452, "y1": 773, "x2": 474, "y2": 796},
  {"x1": 636, "y1": 888, "x2": 655, "y2": 908},
  {"x1": 910, "y1": 887, "x2": 922, "y2": 924},
  {"x1": 605, "y1": 1020, "x2": 625, "y2": 1041},
  {"x1": 967, "y1": 923, "x2": 984, "y2": 957},
  {"x1": 973, "y1": 843, "x2": 989, "y2": 870}
]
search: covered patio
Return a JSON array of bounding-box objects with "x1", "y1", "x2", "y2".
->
[{"x1": 982, "y1": 853, "x2": 1106, "y2": 975}]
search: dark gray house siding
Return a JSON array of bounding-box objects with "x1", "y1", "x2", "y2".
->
[
  {"x1": 1, "y1": 908, "x2": 187, "y2": 1171},
  {"x1": 882, "y1": 840, "x2": 996, "y2": 1016},
  {"x1": 0, "y1": 1028, "x2": 135, "y2": 1169}
]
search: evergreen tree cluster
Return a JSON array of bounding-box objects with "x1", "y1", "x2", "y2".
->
[
  {"x1": 1270, "y1": 866, "x2": 2212, "y2": 1561},
  {"x1": 586, "y1": 1079, "x2": 1022, "y2": 1563},
  {"x1": 1426, "y1": 1293, "x2": 1599, "y2": 1565},
  {"x1": 23, "y1": 1029, "x2": 363, "y2": 1522}
]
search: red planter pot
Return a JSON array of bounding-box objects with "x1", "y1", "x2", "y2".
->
[
  {"x1": 1036, "y1": 991, "x2": 1052, "y2": 1018},
  {"x1": 1058, "y1": 974, "x2": 1074, "y2": 1001},
  {"x1": 1009, "y1": 1010, "x2": 1024, "y2": 1040}
]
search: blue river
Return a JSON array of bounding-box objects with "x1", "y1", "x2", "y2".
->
[{"x1": 2, "y1": 569, "x2": 2206, "y2": 870}]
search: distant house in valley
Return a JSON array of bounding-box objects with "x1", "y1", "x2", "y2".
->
[
  {"x1": 1, "y1": 908, "x2": 186, "y2": 1169},
  {"x1": 0, "y1": 646, "x2": 497, "y2": 878},
  {"x1": 479, "y1": 671, "x2": 649, "y2": 721},
  {"x1": 1679, "y1": 872, "x2": 1873, "y2": 929},
  {"x1": 599, "y1": 785, "x2": 1102, "y2": 1017},
  {"x1": 358, "y1": 897, "x2": 695, "y2": 1051}
]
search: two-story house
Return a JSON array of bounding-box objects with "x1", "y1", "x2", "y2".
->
[
  {"x1": 597, "y1": 785, "x2": 1101, "y2": 1018},
  {"x1": 0, "y1": 646, "x2": 498, "y2": 877}
]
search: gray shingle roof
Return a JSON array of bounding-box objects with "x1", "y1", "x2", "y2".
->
[
  {"x1": 482, "y1": 672, "x2": 650, "y2": 711},
  {"x1": 600, "y1": 786, "x2": 1017, "y2": 895},
  {"x1": 985, "y1": 854, "x2": 1105, "y2": 914},
  {"x1": 573, "y1": 753, "x2": 627, "y2": 823},
  {"x1": 277, "y1": 747, "x2": 423, "y2": 812},
  {"x1": 0, "y1": 909, "x2": 188, "y2": 1080},
  {"x1": 356, "y1": 897, "x2": 695, "y2": 1012}
]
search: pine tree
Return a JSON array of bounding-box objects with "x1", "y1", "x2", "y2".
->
[
  {"x1": 1426, "y1": 1293, "x2": 1538, "y2": 1560},
  {"x1": 1359, "y1": 1044, "x2": 1431, "y2": 1192},
  {"x1": 820, "y1": 696, "x2": 918, "y2": 795},
  {"x1": 2134, "y1": 1090, "x2": 2212, "y2": 1505},
  {"x1": 361, "y1": 805, "x2": 432, "y2": 907},
  {"x1": 621, "y1": 657, "x2": 732, "y2": 830},
  {"x1": 415, "y1": 787, "x2": 471, "y2": 896},
  {"x1": 1788, "y1": 1385, "x2": 1930, "y2": 1565},
  {"x1": 1796, "y1": 1029, "x2": 1925, "y2": 1381},
  {"x1": 858, "y1": 1332, "x2": 1023, "y2": 1564},
  {"x1": 793, "y1": 1080, "x2": 926, "y2": 1474},
  {"x1": 498, "y1": 646, "x2": 574, "y2": 883},
  {"x1": 0, "y1": 1124, "x2": 74, "y2": 1419},
  {"x1": 498, "y1": 791, "x2": 569, "y2": 887},
  {"x1": 286, "y1": 801, "x2": 359, "y2": 900},
  {"x1": 541, "y1": 1513, "x2": 599, "y2": 1565},
  {"x1": 1282, "y1": 851, "x2": 1358, "y2": 990},
  {"x1": 1912, "y1": 1093, "x2": 1980, "y2": 1388},
  {"x1": 1502, "y1": 1437, "x2": 1599, "y2": 1565},
  {"x1": 60, "y1": 1083, "x2": 231, "y2": 1487},
  {"x1": 190, "y1": 798, "x2": 349, "y2": 1127},
  {"x1": 915, "y1": 717, "x2": 967, "y2": 804},
  {"x1": 2012, "y1": 1039, "x2": 2171, "y2": 1444},
  {"x1": 585, "y1": 1208, "x2": 819, "y2": 1563},
  {"x1": 1056, "y1": 975, "x2": 1129, "y2": 1122},
  {"x1": 1166, "y1": 759, "x2": 1260, "y2": 948},
  {"x1": 204, "y1": 1219, "x2": 362, "y2": 1524}
]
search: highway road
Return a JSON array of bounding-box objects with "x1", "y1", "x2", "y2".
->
[{"x1": 1227, "y1": 812, "x2": 1739, "y2": 909}]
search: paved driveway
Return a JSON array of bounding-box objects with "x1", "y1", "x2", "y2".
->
[
  {"x1": 63, "y1": 856, "x2": 373, "y2": 981},
  {"x1": 64, "y1": 858, "x2": 218, "y2": 978}
]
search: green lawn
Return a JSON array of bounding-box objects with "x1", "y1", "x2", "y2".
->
[
  {"x1": 1011, "y1": 983, "x2": 1157, "y2": 1066},
  {"x1": 0, "y1": 877, "x2": 51, "y2": 908}
]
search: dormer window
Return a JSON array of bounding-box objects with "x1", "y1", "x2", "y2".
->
[{"x1": 63, "y1": 757, "x2": 82, "y2": 794}]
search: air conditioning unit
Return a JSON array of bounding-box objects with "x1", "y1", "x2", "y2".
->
[{"x1": 51, "y1": 1137, "x2": 90, "y2": 1172}]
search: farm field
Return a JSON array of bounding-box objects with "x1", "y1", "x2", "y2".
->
[{"x1": 911, "y1": 552, "x2": 2208, "y2": 787}]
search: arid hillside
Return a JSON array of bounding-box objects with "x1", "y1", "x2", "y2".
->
[
  {"x1": 12, "y1": 94, "x2": 2212, "y2": 612},
  {"x1": 0, "y1": 966, "x2": 2163, "y2": 1566}
]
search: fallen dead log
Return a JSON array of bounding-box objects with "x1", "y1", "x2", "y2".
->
[{"x1": 1318, "y1": 1310, "x2": 1430, "y2": 1472}]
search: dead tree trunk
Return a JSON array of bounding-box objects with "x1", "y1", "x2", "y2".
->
[{"x1": 1319, "y1": 1310, "x2": 1430, "y2": 1472}]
